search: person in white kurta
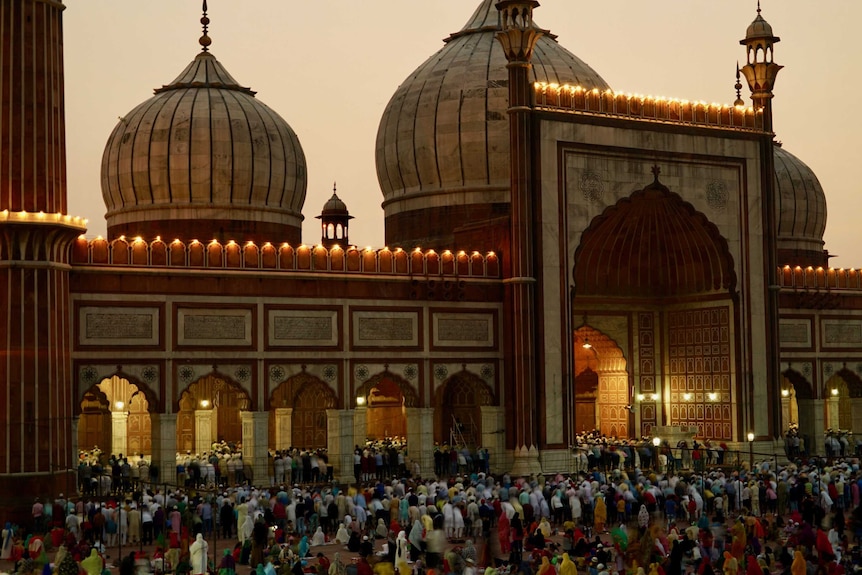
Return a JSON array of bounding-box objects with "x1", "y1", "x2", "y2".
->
[{"x1": 190, "y1": 533, "x2": 209, "y2": 575}]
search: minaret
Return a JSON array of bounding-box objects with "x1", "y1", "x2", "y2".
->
[
  {"x1": 739, "y1": 1, "x2": 782, "y2": 132},
  {"x1": 495, "y1": 0, "x2": 543, "y2": 475},
  {"x1": 316, "y1": 183, "x2": 353, "y2": 248},
  {"x1": 0, "y1": 0, "x2": 86, "y2": 518},
  {"x1": 740, "y1": 2, "x2": 783, "y2": 442}
]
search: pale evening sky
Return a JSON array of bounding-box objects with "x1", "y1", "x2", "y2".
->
[{"x1": 63, "y1": 1, "x2": 861, "y2": 267}]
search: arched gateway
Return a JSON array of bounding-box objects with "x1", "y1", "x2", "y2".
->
[{"x1": 572, "y1": 174, "x2": 738, "y2": 440}]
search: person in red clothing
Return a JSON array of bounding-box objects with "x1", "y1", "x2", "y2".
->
[{"x1": 356, "y1": 555, "x2": 373, "y2": 575}]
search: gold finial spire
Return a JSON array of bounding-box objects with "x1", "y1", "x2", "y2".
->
[
  {"x1": 734, "y1": 63, "x2": 745, "y2": 106},
  {"x1": 333, "y1": 181, "x2": 337, "y2": 194},
  {"x1": 199, "y1": 0, "x2": 212, "y2": 52},
  {"x1": 757, "y1": 0, "x2": 761, "y2": 15}
]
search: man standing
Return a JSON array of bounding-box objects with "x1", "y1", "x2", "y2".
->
[{"x1": 32, "y1": 497, "x2": 44, "y2": 533}]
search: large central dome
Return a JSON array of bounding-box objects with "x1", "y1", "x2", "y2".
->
[
  {"x1": 101, "y1": 51, "x2": 307, "y2": 244},
  {"x1": 376, "y1": 0, "x2": 610, "y2": 249}
]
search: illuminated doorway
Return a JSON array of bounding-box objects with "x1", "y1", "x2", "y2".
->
[
  {"x1": 573, "y1": 326, "x2": 629, "y2": 437},
  {"x1": 177, "y1": 373, "x2": 250, "y2": 453},
  {"x1": 356, "y1": 372, "x2": 418, "y2": 442},
  {"x1": 78, "y1": 375, "x2": 152, "y2": 457}
]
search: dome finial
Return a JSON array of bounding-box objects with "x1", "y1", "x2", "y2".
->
[
  {"x1": 199, "y1": 0, "x2": 212, "y2": 52},
  {"x1": 333, "y1": 181, "x2": 337, "y2": 194},
  {"x1": 734, "y1": 63, "x2": 745, "y2": 107},
  {"x1": 757, "y1": 0, "x2": 761, "y2": 15}
]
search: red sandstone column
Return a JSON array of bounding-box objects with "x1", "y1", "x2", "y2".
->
[
  {"x1": 0, "y1": 0, "x2": 85, "y2": 521},
  {"x1": 495, "y1": 0, "x2": 543, "y2": 476}
]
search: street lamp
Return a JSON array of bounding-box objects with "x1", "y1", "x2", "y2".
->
[
  {"x1": 747, "y1": 431, "x2": 755, "y2": 470},
  {"x1": 653, "y1": 436, "x2": 661, "y2": 471}
]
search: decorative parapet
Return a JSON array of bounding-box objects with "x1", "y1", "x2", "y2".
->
[
  {"x1": 71, "y1": 236, "x2": 501, "y2": 279},
  {"x1": 777, "y1": 265, "x2": 862, "y2": 291},
  {"x1": 0, "y1": 209, "x2": 88, "y2": 230},
  {"x1": 533, "y1": 83, "x2": 762, "y2": 131}
]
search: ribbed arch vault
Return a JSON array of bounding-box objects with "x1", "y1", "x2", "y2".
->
[{"x1": 574, "y1": 180, "x2": 736, "y2": 298}]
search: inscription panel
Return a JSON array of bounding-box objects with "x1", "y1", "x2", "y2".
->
[
  {"x1": 822, "y1": 320, "x2": 862, "y2": 348},
  {"x1": 178, "y1": 308, "x2": 252, "y2": 347},
  {"x1": 78, "y1": 306, "x2": 159, "y2": 347},
  {"x1": 352, "y1": 310, "x2": 418, "y2": 348},
  {"x1": 779, "y1": 319, "x2": 811, "y2": 348},
  {"x1": 432, "y1": 313, "x2": 495, "y2": 348},
  {"x1": 268, "y1": 309, "x2": 338, "y2": 348}
]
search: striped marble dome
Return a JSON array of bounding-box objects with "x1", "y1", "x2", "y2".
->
[
  {"x1": 375, "y1": 0, "x2": 610, "y2": 248},
  {"x1": 774, "y1": 145, "x2": 827, "y2": 264},
  {"x1": 101, "y1": 52, "x2": 307, "y2": 244}
]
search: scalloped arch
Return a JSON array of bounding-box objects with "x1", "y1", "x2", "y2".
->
[
  {"x1": 356, "y1": 371, "x2": 420, "y2": 408},
  {"x1": 574, "y1": 181, "x2": 737, "y2": 298},
  {"x1": 270, "y1": 372, "x2": 338, "y2": 409}
]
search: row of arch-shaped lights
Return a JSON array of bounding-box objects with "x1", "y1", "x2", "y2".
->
[{"x1": 72, "y1": 236, "x2": 500, "y2": 278}]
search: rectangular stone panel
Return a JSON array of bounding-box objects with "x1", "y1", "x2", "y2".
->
[
  {"x1": 432, "y1": 312, "x2": 494, "y2": 348},
  {"x1": 177, "y1": 308, "x2": 252, "y2": 347},
  {"x1": 352, "y1": 310, "x2": 418, "y2": 347},
  {"x1": 779, "y1": 319, "x2": 811, "y2": 347},
  {"x1": 268, "y1": 309, "x2": 338, "y2": 347},
  {"x1": 79, "y1": 306, "x2": 159, "y2": 346},
  {"x1": 822, "y1": 319, "x2": 862, "y2": 348}
]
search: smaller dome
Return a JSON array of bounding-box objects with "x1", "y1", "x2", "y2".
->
[
  {"x1": 320, "y1": 192, "x2": 351, "y2": 218},
  {"x1": 745, "y1": 14, "x2": 775, "y2": 40},
  {"x1": 774, "y1": 145, "x2": 827, "y2": 265}
]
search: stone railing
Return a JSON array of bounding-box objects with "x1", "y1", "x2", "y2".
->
[
  {"x1": 71, "y1": 236, "x2": 501, "y2": 278},
  {"x1": 533, "y1": 83, "x2": 761, "y2": 131}
]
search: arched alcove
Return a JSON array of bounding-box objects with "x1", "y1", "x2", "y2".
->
[
  {"x1": 269, "y1": 373, "x2": 337, "y2": 449},
  {"x1": 434, "y1": 370, "x2": 495, "y2": 445},
  {"x1": 177, "y1": 373, "x2": 250, "y2": 453}
]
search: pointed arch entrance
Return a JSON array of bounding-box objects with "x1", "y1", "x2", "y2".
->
[
  {"x1": 781, "y1": 369, "x2": 816, "y2": 453},
  {"x1": 356, "y1": 372, "x2": 419, "y2": 441},
  {"x1": 573, "y1": 175, "x2": 737, "y2": 440},
  {"x1": 573, "y1": 327, "x2": 629, "y2": 437},
  {"x1": 825, "y1": 369, "x2": 862, "y2": 433},
  {"x1": 177, "y1": 373, "x2": 250, "y2": 453},
  {"x1": 434, "y1": 370, "x2": 495, "y2": 446},
  {"x1": 269, "y1": 373, "x2": 337, "y2": 450},
  {"x1": 78, "y1": 375, "x2": 154, "y2": 457}
]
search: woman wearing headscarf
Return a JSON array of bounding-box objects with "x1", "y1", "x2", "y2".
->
[
  {"x1": 510, "y1": 515, "x2": 524, "y2": 564},
  {"x1": 80, "y1": 548, "x2": 104, "y2": 575},
  {"x1": 461, "y1": 539, "x2": 477, "y2": 566},
  {"x1": 55, "y1": 549, "x2": 79, "y2": 575},
  {"x1": 311, "y1": 527, "x2": 326, "y2": 547},
  {"x1": 335, "y1": 522, "x2": 349, "y2": 545},
  {"x1": 1, "y1": 522, "x2": 13, "y2": 560},
  {"x1": 594, "y1": 495, "x2": 607, "y2": 534},
  {"x1": 408, "y1": 520, "x2": 424, "y2": 561},
  {"x1": 537, "y1": 556, "x2": 553, "y2": 575},
  {"x1": 190, "y1": 533, "x2": 209, "y2": 575},
  {"x1": 299, "y1": 535, "x2": 310, "y2": 558},
  {"x1": 638, "y1": 505, "x2": 650, "y2": 534},
  {"x1": 329, "y1": 554, "x2": 347, "y2": 575},
  {"x1": 559, "y1": 553, "x2": 576, "y2": 575},
  {"x1": 218, "y1": 549, "x2": 236, "y2": 575},
  {"x1": 497, "y1": 512, "x2": 511, "y2": 555},
  {"x1": 376, "y1": 518, "x2": 388, "y2": 539}
]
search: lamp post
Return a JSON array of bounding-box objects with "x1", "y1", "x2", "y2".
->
[
  {"x1": 653, "y1": 436, "x2": 661, "y2": 471},
  {"x1": 747, "y1": 431, "x2": 755, "y2": 471}
]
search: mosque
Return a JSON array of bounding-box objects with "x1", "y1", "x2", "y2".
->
[{"x1": 1, "y1": 0, "x2": 861, "y2": 517}]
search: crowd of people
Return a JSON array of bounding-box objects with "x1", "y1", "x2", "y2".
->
[{"x1": 5, "y1": 432, "x2": 862, "y2": 575}]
